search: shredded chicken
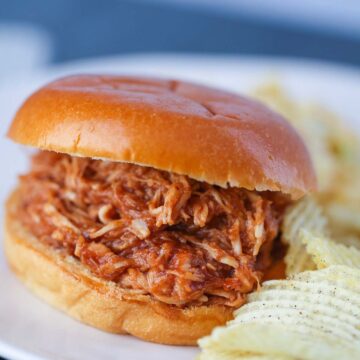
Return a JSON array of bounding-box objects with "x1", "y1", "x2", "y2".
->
[{"x1": 18, "y1": 151, "x2": 289, "y2": 307}]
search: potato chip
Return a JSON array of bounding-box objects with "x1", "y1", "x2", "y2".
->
[
  {"x1": 197, "y1": 348, "x2": 290, "y2": 360},
  {"x1": 282, "y1": 196, "x2": 360, "y2": 275},
  {"x1": 198, "y1": 347, "x2": 291, "y2": 360},
  {"x1": 201, "y1": 323, "x2": 358, "y2": 360},
  {"x1": 301, "y1": 230, "x2": 360, "y2": 269},
  {"x1": 281, "y1": 197, "x2": 327, "y2": 275},
  {"x1": 199, "y1": 266, "x2": 360, "y2": 360}
]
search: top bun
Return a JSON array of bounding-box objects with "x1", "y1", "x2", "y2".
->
[{"x1": 7, "y1": 75, "x2": 316, "y2": 199}]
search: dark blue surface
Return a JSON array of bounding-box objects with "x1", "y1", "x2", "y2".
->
[{"x1": 1, "y1": 0, "x2": 360, "y2": 66}]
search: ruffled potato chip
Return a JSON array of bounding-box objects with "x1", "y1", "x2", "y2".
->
[
  {"x1": 198, "y1": 348, "x2": 289, "y2": 360},
  {"x1": 301, "y1": 230, "x2": 360, "y2": 269},
  {"x1": 199, "y1": 266, "x2": 360, "y2": 360},
  {"x1": 281, "y1": 197, "x2": 327, "y2": 275},
  {"x1": 201, "y1": 323, "x2": 358, "y2": 360}
]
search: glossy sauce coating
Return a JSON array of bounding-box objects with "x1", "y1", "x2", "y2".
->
[{"x1": 18, "y1": 151, "x2": 287, "y2": 307}]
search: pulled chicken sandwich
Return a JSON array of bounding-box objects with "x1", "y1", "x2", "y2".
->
[{"x1": 4, "y1": 75, "x2": 316, "y2": 345}]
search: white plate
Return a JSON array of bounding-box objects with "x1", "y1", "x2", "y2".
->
[{"x1": 0, "y1": 54, "x2": 359, "y2": 360}]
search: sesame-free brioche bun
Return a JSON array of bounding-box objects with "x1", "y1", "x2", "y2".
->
[
  {"x1": 4, "y1": 191, "x2": 234, "y2": 345},
  {"x1": 5, "y1": 75, "x2": 313, "y2": 345},
  {"x1": 7, "y1": 75, "x2": 316, "y2": 199}
]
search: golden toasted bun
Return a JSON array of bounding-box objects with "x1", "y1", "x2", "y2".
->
[
  {"x1": 7, "y1": 75, "x2": 316, "y2": 199},
  {"x1": 4, "y1": 191, "x2": 233, "y2": 345}
]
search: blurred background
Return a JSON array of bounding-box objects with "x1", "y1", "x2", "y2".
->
[{"x1": 0, "y1": 0, "x2": 360, "y2": 77}]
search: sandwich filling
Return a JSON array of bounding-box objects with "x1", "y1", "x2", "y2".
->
[{"x1": 17, "y1": 151, "x2": 289, "y2": 307}]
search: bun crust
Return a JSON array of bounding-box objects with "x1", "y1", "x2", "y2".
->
[
  {"x1": 8, "y1": 75, "x2": 316, "y2": 199},
  {"x1": 4, "y1": 191, "x2": 233, "y2": 345}
]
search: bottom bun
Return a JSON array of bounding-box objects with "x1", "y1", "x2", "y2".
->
[{"x1": 3, "y1": 191, "x2": 233, "y2": 345}]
